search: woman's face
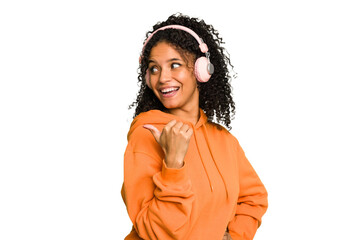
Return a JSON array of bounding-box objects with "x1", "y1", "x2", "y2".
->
[{"x1": 148, "y1": 41, "x2": 199, "y2": 113}]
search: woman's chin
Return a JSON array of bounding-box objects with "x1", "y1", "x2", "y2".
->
[{"x1": 162, "y1": 103, "x2": 178, "y2": 110}]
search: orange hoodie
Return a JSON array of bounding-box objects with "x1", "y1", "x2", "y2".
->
[{"x1": 121, "y1": 109, "x2": 268, "y2": 240}]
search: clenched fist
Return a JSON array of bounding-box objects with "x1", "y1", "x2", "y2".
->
[{"x1": 144, "y1": 120, "x2": 193, "y2": 169}]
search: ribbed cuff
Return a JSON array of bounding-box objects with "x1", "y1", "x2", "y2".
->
[{"x1": 160, "y1": 160, "x2": 189, "y2": 184}]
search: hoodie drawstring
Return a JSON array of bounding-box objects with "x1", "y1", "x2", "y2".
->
[
  {"x1": 202, "y1": 125, "x2": 229, "y2": 199},
  {"x1": 192, "y1": 123, "x2": 229, "y2": 199},
  {"x1": 192, "y1": 125, "x2": 214, "y2": 192}
]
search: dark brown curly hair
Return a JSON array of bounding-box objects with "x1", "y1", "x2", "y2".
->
[{"x1": 129, "y1": 13, "x2": 236, "y2": 129}]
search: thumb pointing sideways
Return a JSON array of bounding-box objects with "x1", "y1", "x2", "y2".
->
[{"x1": 143, "y1": 124, "x2": 161, "y2": 143}]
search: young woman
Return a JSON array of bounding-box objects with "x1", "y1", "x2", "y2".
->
[{"x1": 121, "y1": 13, "x2": 268, "y2": 240}]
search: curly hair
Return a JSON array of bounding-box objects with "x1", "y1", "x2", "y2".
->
[{"x1": 129, "y1": 13, "x2": 236, "y2": 129}]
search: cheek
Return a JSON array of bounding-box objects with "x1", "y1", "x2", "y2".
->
[
  {"x1": 176, "y1": 69, "x2": 196, "y2": 84},
  {"x1": 149, "y1": 75, "x2": 158, "y2": 88}
]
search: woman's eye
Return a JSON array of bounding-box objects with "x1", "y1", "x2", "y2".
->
[
  {"x1": 172, "y1": 63, "x2": 181, "y2": 69},
  {"x1": 149, "y1": 66, "x2": 158, "y2": 74}
]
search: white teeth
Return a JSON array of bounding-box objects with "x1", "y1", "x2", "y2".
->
[{"x1": 161, "y1": 87, "x2": 179, "y2": 93}]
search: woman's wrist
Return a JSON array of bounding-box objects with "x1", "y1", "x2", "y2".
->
[{"x1": 164, "y1": 154, "x2": 184, "y2": 169}]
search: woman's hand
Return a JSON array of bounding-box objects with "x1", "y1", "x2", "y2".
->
[
  {"x1": 222, "y1": 231, "x2": 232, "y2": 240},
  {"x1": 144, "y1": 120, "x2": 193, "y2": 169}
]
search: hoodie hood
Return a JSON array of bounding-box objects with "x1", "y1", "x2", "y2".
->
[
  {"x1": 127, "y1": 109, "x2": 229, "y2": 199},
  {"x1": 128, "y1": 109, "x2": 208, "y2": 140}
]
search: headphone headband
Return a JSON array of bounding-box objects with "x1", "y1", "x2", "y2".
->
[{"x1": 141, "y1": 25, "x2": 209, "y2": 56}]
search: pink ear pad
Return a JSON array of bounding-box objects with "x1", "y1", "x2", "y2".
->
[{"x1": 194, "y1": 57, "x2": 211, "y2": 82}]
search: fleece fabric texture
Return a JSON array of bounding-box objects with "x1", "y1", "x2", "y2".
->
[{"x1": 121, "y1": 109, "x2": 268, "y2": 240}]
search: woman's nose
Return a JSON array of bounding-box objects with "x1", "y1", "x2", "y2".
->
[{"x1": 158, "y1": 68, "x2": 172, "y2": 83}]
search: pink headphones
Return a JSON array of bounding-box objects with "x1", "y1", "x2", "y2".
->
[{"x1": 140, "y1": 25, "x2": 214, "y2": 87}]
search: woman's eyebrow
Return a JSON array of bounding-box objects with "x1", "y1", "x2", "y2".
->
[
  {"x1": 148, "y1": 58, "x2": 182, "y2": 64},
  {"x1": 167, "y1": 58, "x2": 182, "y2": 62}
]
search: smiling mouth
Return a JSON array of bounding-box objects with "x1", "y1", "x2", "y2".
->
[{"x1": 160, "y1": 87, "x2": 180, "y2": 97}]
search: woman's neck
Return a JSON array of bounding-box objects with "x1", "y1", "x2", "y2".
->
[{"x1": 167, "y1": 107, "x2": 200, "y2": 126}]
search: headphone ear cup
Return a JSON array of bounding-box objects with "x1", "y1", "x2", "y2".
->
[{"x1": 194, "y1": 57, "x2": 211, "y2": 82}]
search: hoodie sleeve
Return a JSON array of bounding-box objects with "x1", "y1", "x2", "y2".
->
[
  {"x1": 122, "y1": 127, "x2": 195, "y2": 240},
  {"x1": 228, "y1": 139, "x2": 268, "y2": 240}
]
